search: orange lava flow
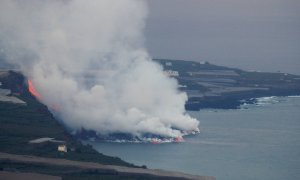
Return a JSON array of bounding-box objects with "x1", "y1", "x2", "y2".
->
[{"x1": 28, "y1": 80, "x2": 42, "y2": 100}]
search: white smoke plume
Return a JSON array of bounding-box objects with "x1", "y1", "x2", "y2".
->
[{"x1": 0, "y1": 0, "x2": 199, "y2": 138}]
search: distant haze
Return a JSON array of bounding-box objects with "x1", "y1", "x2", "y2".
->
[{"x1": 146, "y1": 0, "x2": 300, "y2": 74}]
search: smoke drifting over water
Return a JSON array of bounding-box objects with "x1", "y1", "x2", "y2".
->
[{"x1": 0, "y1": 0, "x2": 199, "y2": 138}]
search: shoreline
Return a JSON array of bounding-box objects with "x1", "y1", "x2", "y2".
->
[{"x1": 187, "y1": 94, "x2": 300, "y2": 111}]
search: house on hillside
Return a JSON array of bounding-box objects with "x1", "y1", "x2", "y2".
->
[
  {"x1": 29, "y1": 137, "x2": 68, "y2": 153},
  {"x1": 58, "y1": 144, "x2": 67, "y2": 153}
]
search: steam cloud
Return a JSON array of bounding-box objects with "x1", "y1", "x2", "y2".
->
[{"x1": 0, "y1": 0, "x2": 199, "y2": 138}]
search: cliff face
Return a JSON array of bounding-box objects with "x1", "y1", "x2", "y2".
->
[{"x1": 154, "y1": 59, "x2": 300, "y2": 110}]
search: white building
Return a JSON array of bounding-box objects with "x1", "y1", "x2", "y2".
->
[
  {"x1": 165, "y1": 62, "x2": 172, "y2": 66},
  {"x1": 58, "y1": 145, "x2": 67, "y2": 153},
  {"x1": 164, "y1": 70, "x2": 179, "y2": 77}
]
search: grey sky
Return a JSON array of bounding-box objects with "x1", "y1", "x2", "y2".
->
[{"x1": 145, "y1": 0, "x2": 300, "y2": 74}]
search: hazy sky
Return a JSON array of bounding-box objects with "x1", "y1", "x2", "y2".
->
[{"x1": 145, "y1": 0, "x2": 300, "y2": 74}]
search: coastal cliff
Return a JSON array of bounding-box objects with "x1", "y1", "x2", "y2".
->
[{"x1": 154, "y1": 59, "x2": 300, "y2": 110}]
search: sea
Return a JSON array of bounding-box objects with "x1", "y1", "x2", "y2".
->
[{"x1": 87, "y1": 96, "x2": 300, "y2": 180}]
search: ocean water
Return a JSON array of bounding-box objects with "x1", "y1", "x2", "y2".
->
[{"x1": 88, "y1": 96, "x2": 300, "y2": 180}]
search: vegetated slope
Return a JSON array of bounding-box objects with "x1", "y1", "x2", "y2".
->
[
  {"x1": 0, "y1": 70, "x2": 135, "y2": 167},
  {"x1": 154, "y1": 59, "x2": 300, "y2": 110}
]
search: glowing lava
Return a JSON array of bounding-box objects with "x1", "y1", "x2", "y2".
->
[
  {"x1": 28, "y1": 79, "x2": 42, "y2": 100},
  {"x1": 175, "y1": 136, "x2": 184, "y2": 143}
]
